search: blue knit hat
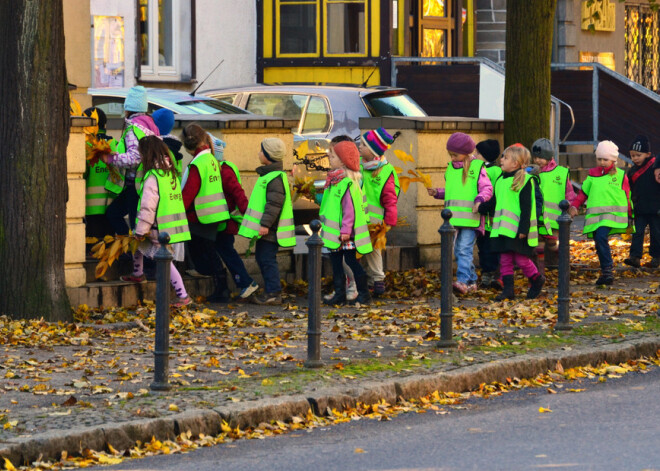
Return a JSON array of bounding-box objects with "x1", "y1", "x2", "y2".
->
[
  {"x1": 124, "y1": 86, "x2": 148, "y2": 113},
  {"x1": 152, "y1": 108, "x2": 175, "y2": 135},
  {"x1": 207, "y1": 132, "x2": 226, "y2": 161}
]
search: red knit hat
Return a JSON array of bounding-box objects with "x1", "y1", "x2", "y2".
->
[{"x1": 333, "y1": 141, "x2": 360, "y2": 171}]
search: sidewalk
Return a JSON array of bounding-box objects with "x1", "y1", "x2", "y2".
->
[{"x1": 1, "y1": 237, "x2": 659, "y2": 468}]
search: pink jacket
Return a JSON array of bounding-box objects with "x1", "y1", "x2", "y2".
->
[{"x1": 135, "y1": 174, "x2": 160, "y2": 242}]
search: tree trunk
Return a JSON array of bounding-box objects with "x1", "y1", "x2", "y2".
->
[
  {"x1": 0, "y1": 0, "x2": 71, "y2": 321},
  {"x1": 504, "y1": 0, "x2": 557, "y2": 149}
]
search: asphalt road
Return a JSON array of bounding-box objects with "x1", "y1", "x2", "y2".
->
[{"x1": 93, "y1": 366, "x2": 660, "y2": 471}]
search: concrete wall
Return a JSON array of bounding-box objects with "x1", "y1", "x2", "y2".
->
[{"x1": 64, "y1": 0, "x2": 92, "y2": 110}]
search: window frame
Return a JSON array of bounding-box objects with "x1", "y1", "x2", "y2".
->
[
  {"x1": 323, "y1": 0, "x2": 369, "y2": 57},
  {"x1": 276, "y1": 0, "x2": 321, "y2": 57}
]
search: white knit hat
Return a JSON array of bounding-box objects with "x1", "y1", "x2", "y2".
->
[{"x1": 595, "y1": 140, "x2": 619, "y2": 162}]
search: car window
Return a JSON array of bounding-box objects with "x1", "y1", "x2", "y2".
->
[
  {"x1": 363, "y1": 93, "x2": 427, "y2": 117},
  {"x1": 301, "y1": 96, "x2": 330, "y2": 134},
  {"x1": 91, "y1": 96, "x2": 125, "y2": 118},
  {"x1": 176, "y1": 99, "x2": 248, "y2": 114},
  {"x1": 245, "y1": 94, "x2": 307, "y2": 121},
  {"x1": 212, "y1": 94, "x2": 238, "y2": 105}
]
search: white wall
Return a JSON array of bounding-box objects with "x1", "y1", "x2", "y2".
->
[
  {"x1": 89, "y1": 0, "x2": 257, "y2": 91},
  {"x1": 478, "y1": 63, "x2": 504, "y2": 120}
]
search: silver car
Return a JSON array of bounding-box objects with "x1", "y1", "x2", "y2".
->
[{"x1": 201, "y1": 84, "x2": 427, "y2": 141}]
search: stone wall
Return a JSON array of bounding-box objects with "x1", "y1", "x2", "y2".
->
[{"x1": 475, "y1": 0, "x2": 507, "y2": 64}]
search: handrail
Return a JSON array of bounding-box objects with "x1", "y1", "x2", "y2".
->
[
  {"x1": 553, "y1": 97, "x2": 575, "y2": 144},
  {"x1": 391, "y1": 56, "x2": 505, "y2": 86}
]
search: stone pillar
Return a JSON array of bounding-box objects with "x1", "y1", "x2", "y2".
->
[{"x1": 475, "y1": 0, "x2": 507, "y2": 64}]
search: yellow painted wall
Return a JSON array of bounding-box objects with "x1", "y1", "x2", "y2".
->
[
  {"x1": 264, "y1": 67, "x2": 381, "y2": 86},
  {"x1": 63, "y1": 0, "x2": 92, "y2": 110}
]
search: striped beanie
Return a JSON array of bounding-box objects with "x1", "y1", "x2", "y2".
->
[{"x1": 362, "y1": 128, "x2": 394, "y2": 157}]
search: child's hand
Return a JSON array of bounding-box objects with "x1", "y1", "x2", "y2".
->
[
  {"x1": 427, "y1": 188, "x2": 437, "y2": 197},
  {"x1": 518, "y1": 233, "x2": 527, "y2": 239},
  {"x1": 472, "y1": 202, "x2": 481, "y2": 213},
  {"x1": 340, "y1": 234, "x2": 350, "y2": 243},
  {"x1": 568, "y1": 206, "x2": 578, "y2": 217},
  {"x1": 258, "y1": 226, "x2": 269, "y2": 237}
]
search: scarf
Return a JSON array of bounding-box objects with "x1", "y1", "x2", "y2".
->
[
  {"x1": 324, "y1": 168, "x2": 346, "y2": 189},
  {"x1": 631, "y1": 156, "x2": 655, "y2": 184},
  {"x1": 362, "y1": 158, "x2": 388, "y2": 171}
]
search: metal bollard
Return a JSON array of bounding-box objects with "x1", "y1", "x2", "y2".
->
[
  {"x1": 555, "y1": 200, "x2": 572, "y2": 331},
  {"x1": 150, "y1": 232, "x2": 173, "y2": 391},
  {"x1": 437, "y1": 209, "x2": 457, "y2": 348},
  {"x1": 305, "y1": 220, "x2": 323, "y2": 368}
]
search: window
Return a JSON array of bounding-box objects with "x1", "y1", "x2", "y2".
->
[
  {"x1": 138, "y1": 0, "x2": 192, "y2": 82},
  {"x1": 278, "y1": 0, "x2": 319, "y2": 55},
  {"x1": 418, "y1": 0, "x2": 452, "y2": 57},
  {"x1": 325, "y1": 0, "x2": 367, "y2": 55},
  {"x1": 245, "y1": 93, "x2": 308, "y2": 123},
  {"x1": 301, "y1": 96, "x2": 331, "y2": 133}
]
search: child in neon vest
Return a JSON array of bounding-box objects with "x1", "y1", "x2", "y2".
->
[
  {"x1": 473, "y1": 139, "x2": 502, "y2": 290},
  {"x1": 570, "y1": 141, "x2": 633, "y2": 285},
  {"x1": 530, "y1": 138, "x2": 576, "y2": 275},
  {"x1": 320, "y1": 141, "x2": 373, "y2": 305},
  {"x1": 121, "y1": 136, "x2": 192, "y2": 307},
  {"x1": 478, "y1": 144, "x2": 546, "y2": 300},
  {"x1": 428, "y1": 133, "x2": 493, "y2": 295},
  {"x1": 624, "y1": 135, "x2": 660, "y2": 269},
  {"x1": 358, "y1": 128, "x2": 399, "y2": 296}
]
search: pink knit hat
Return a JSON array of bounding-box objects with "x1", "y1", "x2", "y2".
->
[
  {"x1": 595, "y1": 140, "x2": 619, "y2": 162},
  {"x1": 446, "y1": 132, "x2": 476, "y2": 155}
]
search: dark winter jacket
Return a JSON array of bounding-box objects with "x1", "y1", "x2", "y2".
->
[
  {"x1": 627, "y1": 156, "x2": 660, "y2": 215},
  {"x1": 162, "y1": 135, "x2": 184, "y2": 164},
  {"x1": 256, "y1": 161, "x2": 286, "y2": 243},
  {"x1": 220, "y1": 163, "x2": 249, "y2": 235}
]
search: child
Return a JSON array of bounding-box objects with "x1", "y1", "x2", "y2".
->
[
  {"x1": 474, "y1": 139, "x2": 502, "y2": 289},
  {"x1": 624, "y1": 135, "x2": 660, "y2": 268},
  {"x1": 569, "y1": 140, "x2": 633, "y2": 285},
  {"x1": 478, "y1": 144, "x2": 546, "y2": 300},
  {"x1": 428, "y1": 132, "x2": 493, "y2": 294},
  {"x1": 208, "y1": 133, "x2": 260, "y2": 299},
  {"x1": 238, "y1": 137, "x2": 296, "y2": 305},
  {"x1": 530, "y1": 138, "x2": 576, "y2": 272},
  {"x1": 124, "y1": 136, "x2": 191, "y2": 307},
  {"x1": 320, "y1": 141, "x2": 373, "y2": 305},
  {"x1": 358, "y1": 128, "x2": 399, "y2": 296},
  {"x1": 181, "y1": 124, "x2": 232, "y2": 303},
  {"x1": 152, "y1": 108, "x2": 184, "y2": 177}
]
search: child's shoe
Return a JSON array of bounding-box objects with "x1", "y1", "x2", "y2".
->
[
  {"x1": 172, "y1": 296, "x2": 192, "y2": 307},
  {"x1": 644, "y1": 257, "x2": 660, "y2": 269},
  {"x1": 373, "y1": 280, "x2": 386, "y2": 296},
  {"x1": 120, "y1": 274, "x2": 147, "y2": 284},
  {"x1": 346, "y1": 281, "x2": 358, "y2": 301},
  {"x1": 526, "y1": 274, "x2": 545, "y2": 299},
  {"x1": 595, "y1": 274, "x2": 614, "y2": 285},
  {"x1": 253, "y1": 292, "x2": 283, "y2": 305},
  {"x1": 494, "y1": 275, "x2": 515, "y2": 301},
  {"x1": 623, "y1": 256, "x2": 641, "y2": 268},
  {"x1": 490, "y1": 278, "x2": 504, "y2": 290},
  {"x1": 452, "y1": 281, "x2": 468, "y2": 295},
  {"x1": 239, "y1": 281, "x2": 259, "y2": 299},
  {"x1": 479, "y1": 272, "x2": 494, "y2": 289},
  {"x1": 466, "y1": 283, "x2": 478, "y2": 293}
]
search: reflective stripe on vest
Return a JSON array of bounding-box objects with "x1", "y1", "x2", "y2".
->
[
  {"x1": 361, "y1": 163, "x2": 400, "y2": 224},
  {"x1": 319, "y1": 178, "x2": 373, "y2": 254},
  {"x1": 138, "y1": 169, "x2": 191, "y2": 244},
  {"x1": 538, "y1": 166, "x2": 569, "y2": 234},
  {"x1": 189, "y1": 150, "x2": 230, "y2": 224},
  {"x1": 582, "y1": 168, "x2": 629, "y2": 235},
  {"x1": 104, "y1": 125, "x2": 146, "y2": 194},
  {"x1": 490, "y1": 173, "x2": 538, "y2": 247},
  {"x1": 238, "y1": 171, "x2": 295, "y2": 247},
  {"x1": 444, "y1": 159, "x2": 484, "y2": 228}
]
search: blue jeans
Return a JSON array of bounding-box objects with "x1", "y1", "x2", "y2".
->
[
  {"x1": 255, "y1": 239, "x2": 281, "y2": 294},
  {"x1": 215, "y1": 233, "x2": 254, "y2": 290},
  {"x1": 455, "y1": 228, "x2": 478, "y2": 284},
  {"x1": 593, "y1": 226, "x2": 613, "y2": 271}
]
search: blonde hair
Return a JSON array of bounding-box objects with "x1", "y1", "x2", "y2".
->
[
  {"x1": 346, "y1": 169, "x2": 362, "y2": 186},
  {"x1": 461, "y1": 154, "x2": 473, "y2": 185},
  {"x1": 503, "y1": 144, "x2": 531, "y2": 191}
]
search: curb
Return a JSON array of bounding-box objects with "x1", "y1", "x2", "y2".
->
[{"x1": 2, "y1": 336, "x2": 659, "y2": 466}]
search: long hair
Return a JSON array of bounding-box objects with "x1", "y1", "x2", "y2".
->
[
  {"x1": 461, "y1": 155, "x2": 474, "y2": 185},
  {"x1": 503, "y1": 144, "x2": 531, "y2": 191},
  {"x1": 138, "y1": 135, "x2": 176, "y2": 182},
  {"x1": 182, "y1": 123, "x2": 213, "y2": 153}
]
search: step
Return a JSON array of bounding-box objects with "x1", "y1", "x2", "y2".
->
[{"x1": 84, "y1": 257, "x2": 134, "y2": 283}]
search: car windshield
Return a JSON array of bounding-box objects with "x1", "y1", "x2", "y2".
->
[
  {"x1": 363, "y1": 93, "x2": 427, "y2": 117},
  {"x1": 176, "y1": 99, "x2": 248, "y2": 114}
]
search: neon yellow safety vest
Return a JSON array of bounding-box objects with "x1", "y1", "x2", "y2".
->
[
  {"x1": 490, "y1": 173, "x2": 539, "y2": 247},
  {"x1": 319, "y1": 178, "x2": 373, "y2": 254},
  {"x1": 104, "y1": 125, "x2": 146, "y2": 194},
  {"x1": 484, "y1": 165, "x2": 502, "y2": 232},
  {"x1": 538, "y1": 165, "x2": 569, "y2": 234},
  {"x1": 188, "y1": 150, "x2": 230, "y2": 224},
  {"x1": 85, "y1": 135, "x2": 118, "y2": 216},
  {"x1": 582, "y1": 168, "x2": 630, "y2": 235},
  {"x1": 137, "y1": 170, "x2": 191, "y2": 244},
  {"x1": 444, "y1": 159, "x2": 485, "y2": 228},
  {"x1": 217, "y1": 161, "x2": 244, "y2": 232},
  {"x1": 361, "y1": 163, "x2": 400, "y2": 224},
  {"x1": 238, "y1": 171, "x2": 296, "y2": 247}
]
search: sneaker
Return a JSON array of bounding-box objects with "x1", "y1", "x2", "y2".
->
[
  {"x1": 466, "y1": 283, "x2": 478, "y2": 293},
  {"x1": 346, "y1": 285, "x2": 358, "y2": 301},
  {"x1": 373, "y1": 281, "x2": 386, "y2": 296},
  {"x1": 490, "y1": 278, "x2": 504, "y2": 291},
  {"x1": 120, "y1": 274, "x2": 146, "y2": 284},
  {"x1": 172, "y1": 296, "x2": 192, "y2": 307},
  {"x1": 624, "y1": 256, "x2": 641, "y2": 268},
  {"x1": 595, "y1": 275, "x2": 614, "y2": 286},
  {"x1": 479, "y1": 272, "x2": 494, "y2": 289},
  {"x1": 452, "y1": 281, "x2": 468, "y2": 295},
  {"x1": 253, "y1": 292, "x2": 282, "y2": 305},
  {"x1": 644, "y1": 258, "x2": 660, "y2": 269},
  {"x1": 323, "y1": 291, "x2": 336, "y2": 302},
  {"x1": 239, "y1": 281, "x2": 259, "y2": 299}
]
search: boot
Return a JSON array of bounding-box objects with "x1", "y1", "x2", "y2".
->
[
  {"x1": 595, "y1": 267, "x2": 614, "y2": 286},
  {"x1": 323, "y1": 277, "x2": 346, "y2": 306},
  {"x1": 526, "y1": 273, "x2": 546, "y2": 299},
  {"x1": 645, "y1": 257, "x2": 660, "y2": 269},
  {"x1": 495, "y1": 275, "x2": 515, "y2": 301},
  {"x1": 207, "y1": 270, "x2": 231, "y2": 303},
  {"x1": 623, "y1": 256, "x2": 641, "y2": 268},
  {"x1": 350, "y1": 274, "x2": 372, "y2": 305}
]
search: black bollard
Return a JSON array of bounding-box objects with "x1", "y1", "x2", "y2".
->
[
  {"x1": 555, "y1": 200, "x2": 572, "y2": 331},
  {"x1": 437, "y1": 209, "x2": 457, "y2": 348},
  {"x1": 305, "y1": 220, "x2": 323, "y2": 368},
  {"x1": 150, "y1": 232, "x2": 173, "y2": 391}
]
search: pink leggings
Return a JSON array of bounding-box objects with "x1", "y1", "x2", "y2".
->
[
  {"x1": 499, "y1": 251, "x2": 538, "y2": 278},
  {"x1": 132, "y1": 252, "x2": 188, "y2": 299}
]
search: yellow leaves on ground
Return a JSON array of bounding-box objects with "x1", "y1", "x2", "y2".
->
[
  {"x1": 538, "y1": 407, "x2": 553, "y2": 413},
  {"x1": 354, "y1": 448, "x2": 366, "y2": 453},
  {"x1": 3, "y1": 458, "x2": 17, "y2": 471}
]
